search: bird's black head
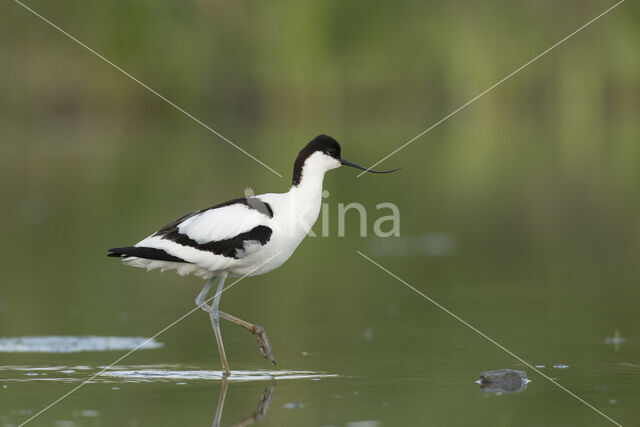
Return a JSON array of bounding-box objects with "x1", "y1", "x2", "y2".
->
[
  {"x1": 291, "y1": 134, "x2": 401, "y2": 187},
  {"x1": 292, "y1": 135, "x2": 341, "y2": 186},
  {"x1": 301, "y1": 134, "x2": 342, "y2": 160}
]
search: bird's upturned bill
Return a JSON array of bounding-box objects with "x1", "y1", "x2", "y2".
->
[{"x1": 340, "y1": 158, "x2": 402, "y2": 174}]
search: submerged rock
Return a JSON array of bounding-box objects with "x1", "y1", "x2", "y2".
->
[{"x1": 477, "y1": 369, "x2": 529, "y2": 394}]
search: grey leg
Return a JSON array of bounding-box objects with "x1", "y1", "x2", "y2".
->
[
  {"x1": 196, "y1": 276, "x2": 275, "y2": 366},
  {"x1": 196, "y1": 276, "x2": 217, "y2": 312},
  {"x1": 211, "y1": 272, "x2": 231, "y2": 377},
  {"x1": 218, "y1": 312, "x2": 276, "y2": 366}
]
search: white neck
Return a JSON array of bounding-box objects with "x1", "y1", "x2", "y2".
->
[
  {"x1": 277, "y1": 151, "x2": 340, "y2": 238},
  {"x1": 290, "y1": 163, "x2": 325, "y2": 210},
  {"x1": 291, "y1": 163, "x2": 325, "y2": 196},
  {"x1": 282, "y1": 163, "x2": 328, "y2": 238}
]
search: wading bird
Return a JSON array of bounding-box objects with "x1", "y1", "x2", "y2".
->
[{"x1": 108, "y1": 135, "x2": 399, "y2": 377}]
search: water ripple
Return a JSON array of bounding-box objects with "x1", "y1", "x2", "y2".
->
[
  {"x1": 99, "y1": 369, "x2": 339, "y2": 382},
  {"x1": 0, "y1": 365, "x2": 338, "y2": 383},
  {"x1": 0, "y1": 336, "x2": 163, "y2": 353}
]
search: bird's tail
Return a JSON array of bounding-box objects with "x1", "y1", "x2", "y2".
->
[{"x1": 107, "y1": 246, "x2": 185, "y2": 263}]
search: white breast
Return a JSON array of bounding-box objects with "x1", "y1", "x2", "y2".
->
[{"x1": 231, "y1": 190, "x2": 322, "y2": 276}]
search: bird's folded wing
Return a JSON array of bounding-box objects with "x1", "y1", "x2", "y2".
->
[
  {"x1": 127, "y1": 198, "x2": 274, "y2": 264},
  {"x1": 176, "y1": 203, "x2": 269, "y2": 244}
]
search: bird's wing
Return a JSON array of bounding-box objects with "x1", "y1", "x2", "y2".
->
[
  {"x1": 177, "y1": 202, "x2": 269, "y2": 243},
  {"x1": 135, "y1": 197, "x2": 274, "y2": 261}
]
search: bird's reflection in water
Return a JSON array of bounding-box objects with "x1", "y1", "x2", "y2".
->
[{"x1": 212, "y1": 379, "x2": 276, "y2": 427}]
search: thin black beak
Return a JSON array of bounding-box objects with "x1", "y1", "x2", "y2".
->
[{"x1": 340, "y1": 158, "x2": 402, "y2": 174}]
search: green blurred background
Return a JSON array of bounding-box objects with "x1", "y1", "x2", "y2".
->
[{"x1": 0, "y1": 1, "x2": 639, "y2": 426}]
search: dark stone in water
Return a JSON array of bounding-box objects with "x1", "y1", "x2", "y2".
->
[{"x1": 478, "y1": 369, "x2": 529, "y2": 394}]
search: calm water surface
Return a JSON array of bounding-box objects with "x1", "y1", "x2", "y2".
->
[{"x1": 1, "y1": 257, "x2": 638, "y2": 427}]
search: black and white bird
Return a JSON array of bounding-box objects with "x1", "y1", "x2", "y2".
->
[{"x1": 108, "y1": 134, "x2": 399, "y2": 377}]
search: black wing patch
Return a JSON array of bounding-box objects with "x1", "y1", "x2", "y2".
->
[
  {"x1": 160, "y1": 225, "x2": 272, "y2": 259},
  {"x1": 108, "y1": 246, "x2": 188, "y2": 263}
]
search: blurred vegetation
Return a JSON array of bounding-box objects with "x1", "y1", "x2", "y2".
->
[{"x1": 0, "y1": 0, "x2": 639, "y2": 425}]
